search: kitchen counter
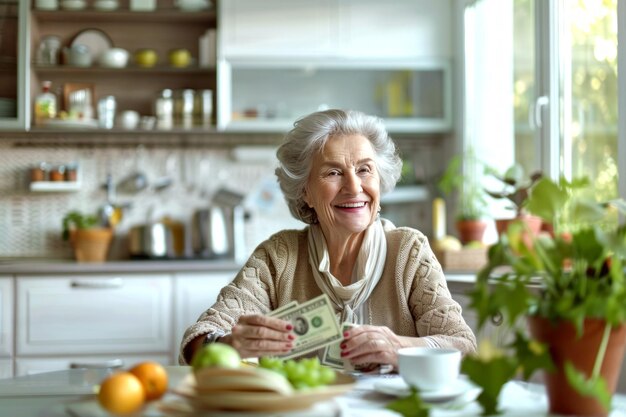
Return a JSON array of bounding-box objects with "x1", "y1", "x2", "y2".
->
[
  {"x1": 0, "y1": 258, "x2": 478, "y2": 284},
  {"x1": 0, "y1": 258, "x2": 242, "y2": 274}
]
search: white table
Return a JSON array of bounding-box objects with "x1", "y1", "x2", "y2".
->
[{"x1": 0, "y1": 367, "x2": 625, "y2": 417}]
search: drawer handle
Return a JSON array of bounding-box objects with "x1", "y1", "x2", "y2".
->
[
  {"x1": 69, "y1": 359, "x2": 124, "y2": 369},
  {"x1": 70, "y1": 278, "x2": 124, "y2": 289}
]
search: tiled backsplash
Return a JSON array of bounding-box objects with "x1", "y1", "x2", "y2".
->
[{"x1": 0, "y1": 135, "x2": 441, "y2": 259}]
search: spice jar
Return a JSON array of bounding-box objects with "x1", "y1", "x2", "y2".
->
[
  {"x1": 30, "y1": 162, "x2": 49, "y2": 182},
  {"x1": 49, "y1": 164, "x2": 65, "y2": 182},
  {"x1": 65, "y1": 162, "x2": 78, "y2": 182}
]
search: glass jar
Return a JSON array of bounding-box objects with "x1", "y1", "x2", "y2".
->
[
  {"x1": 174, "y1": 89, "x2": 194, "y2": 129},
  {"x1": 30, "y1": 162, "x2": 49, "y2": 182},
  {"x1": 194, "y1": 89, "x2": 213, "y2": 128},
  {"x1": 155, "y1": 89, "x2": 173, "y2": 130},
  {"x1": 49, "y1": 164, "x2": 65, "y2": 182},
  {"x1": 65, "y1": 162, "x2": 78, "y2": 182}
]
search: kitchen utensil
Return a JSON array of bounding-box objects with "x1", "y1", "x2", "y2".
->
[
  {"x1": 128, "y1": 221, "x2": 184, "y2": 259},
  {"x1": 117, "y1": 110, "x2": 139, "y2": 129},
  {"x1": 99, "y1": 48, "x2": 129, "y2": 68},
  {"x1": 117, "y1": 171, "x2": 148, "y2": 194},
  {"x1": 191, "y1": 189, "x2": 246, "y2": 260},
  {"x1": 98, "y1": 96, "x2": 116, "y2": 129},
  {"x1": 36, "y1": 36, "x2": 62, "y2": 65},
  {"x1": 94, "y1": 0, "x2": 118, "y2": 10},
  {"x1": 71, "y1": 28, "x2": 113, "y2": 62},
  {"x1": 61, "y1": 0, "x2": 86, "y2": 10}
]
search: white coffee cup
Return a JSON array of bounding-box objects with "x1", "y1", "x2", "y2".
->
[{"x1": 397, "y1": 347, "x2": 461, "y2": 391}]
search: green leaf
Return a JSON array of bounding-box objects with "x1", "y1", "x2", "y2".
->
[
  {"x1": 564, "y1": 361, "x2": 611, "y2": 410},
  {"x1": 526, "y1": 178, "x2": 568, "y2": 223},
  {"x1": 462, "y1": 355, "x2": 518, "y2": 415},
  {"x1": 510, "y1": 332, "x2": 554, "y2": 380},
  {"x1": 385, "y1": 387, "x2": 430, "y2": 417}
]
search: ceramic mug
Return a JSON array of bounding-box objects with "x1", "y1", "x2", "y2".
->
[
  {"x1": 118, "y1": 110, "x2": 140, "y2": 130},
  {"x1": 397, "y1": 347, "x2": 461, "y2": 391}
]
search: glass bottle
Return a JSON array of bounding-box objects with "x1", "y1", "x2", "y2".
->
[{"x1": 34, "y1": 81, "x2": 58, "y2": 126}]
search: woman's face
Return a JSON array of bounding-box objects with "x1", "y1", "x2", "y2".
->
[{"x1": 304, "y1": 134, "x2": 380, "y2": 236}]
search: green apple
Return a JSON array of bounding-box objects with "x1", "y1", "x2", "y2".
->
[{"x1": 191, "y1": 342, "x2": 241, "y2": 371}]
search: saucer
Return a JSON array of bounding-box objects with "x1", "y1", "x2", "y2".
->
[{"x1": 373, "y1": 376, "x2": 481, "y2": 403}]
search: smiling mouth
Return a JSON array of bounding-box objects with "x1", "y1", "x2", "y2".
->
[{"x1": 336, "y1": 202, "x2": 367, "y2": 208}]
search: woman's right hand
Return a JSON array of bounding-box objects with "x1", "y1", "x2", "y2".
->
[{"x1": 220, "y1": 314, "x2": 295, "y2": 358}]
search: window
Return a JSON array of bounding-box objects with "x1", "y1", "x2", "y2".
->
[{"x1": 464, "y1": 0, "x2": 620, "y2": 205}]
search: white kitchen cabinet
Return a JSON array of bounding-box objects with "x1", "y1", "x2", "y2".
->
[
  {"x1": 174, "y1": 271, "x2": 236, "y2": 358},
  {"x1": 0, "y1": 276, "x2": 13, "y2": 379},
  {"x1": 220, "y1": 0, "x2": 452, "y2": 60},
  {"x1": 217, "y1": 59, "x2": 451, "y2": 133},
  {"x1": 15, "y1": 354, "x2": 169, "y2": 377},
  {"x1": 0, "y1": 0, "x2": 29, "y2": 130},
  {"x1": 16, "y1": 274, "x2": 173, "y2": 356}
]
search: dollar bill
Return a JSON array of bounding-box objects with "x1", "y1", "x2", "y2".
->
[
  {"x1": 322, "y1": 322, "x2": 355, "y2": 370},
  {"x1": 268, "y1": 300, "x2": 298, "y2": 317},
  {"x1": 273, "y1": 294, "x2": 341, "y2": 360}
]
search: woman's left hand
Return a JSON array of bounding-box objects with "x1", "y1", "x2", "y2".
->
[{"x1": 340, "y1": 325, "x2": 404, "y2": 369}]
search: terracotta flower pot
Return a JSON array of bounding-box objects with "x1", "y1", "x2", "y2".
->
[
  {"x1": 70, "y1": 228, "x2": 113, "y2": 263},
  {"x1": 455, "y1": 219, "x2": 488, "y2": 244},
  {"x1": 528, "y1": 316, "x2": 626, "y2": 417}
]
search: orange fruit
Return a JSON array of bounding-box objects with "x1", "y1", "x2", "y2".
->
[
  {"x1": 98, "y1": 371, "x2": 145, "y2": 415},
  {"x1": 129, "y1": 361, "x2": 169, "y2": 401}
]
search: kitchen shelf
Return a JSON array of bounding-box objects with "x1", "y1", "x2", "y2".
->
[
  {"x1": 32, "y1": 9, "x2": 216, "y2": 24},
  {"x1": 32, "y1": 65, "x2": 216, "y2": 75},
  {"x1": 29, "y1": 181, "x2": 81, "y2": 192}
]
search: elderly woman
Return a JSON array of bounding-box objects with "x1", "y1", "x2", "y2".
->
[{"x1": 180, "y1": 109, "x2": 476, "y2": 369}]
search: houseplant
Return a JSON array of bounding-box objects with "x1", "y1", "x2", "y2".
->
[
  {"x1": 464, "y1": 176, "x2": 626, "y2": 416},
  {"x1": 484, "y1": 164, "x2": 543, "y2": 237},
  {"x1": 62, "y1": 210, "x2": 113, "y2": 262},
  {"x1": 438, "y1": 151, "x2": 490, "y2": 244}
]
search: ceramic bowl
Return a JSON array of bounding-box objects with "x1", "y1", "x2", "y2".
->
[
  {"x1": 94, "y1": 0, "x2": 119, "y2": 10},
  {"x1": 99, "y1": 48, "x2": 129, "y2": 68},
  {"x1": 60, "y1": 0, "x2": 86, "y2": 10}
]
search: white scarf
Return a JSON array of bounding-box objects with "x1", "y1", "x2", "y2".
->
[{"x1": 307, "y1": 219, "x2": 387, "y2": 324}]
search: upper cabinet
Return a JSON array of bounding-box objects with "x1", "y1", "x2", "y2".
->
[
  {"x1": 220, "y1": 0, "x2": 452, "y2": 60},
  {"x1": 0, "y1": 0, "x2": 29, "y2": 130},
  {"x1": 27, "y1": 0, "x2": 217, "y2": 132},
  {"x1": 218, "y1": 0, "x2": 453, "y2": 133}
]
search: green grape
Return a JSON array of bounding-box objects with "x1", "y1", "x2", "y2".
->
[
  {"x1": 259, "y1": 356, "x2": 336, "y2": 390},
  {"x1": 319, "y1": 366, "x2": 336, "y2": 385}
]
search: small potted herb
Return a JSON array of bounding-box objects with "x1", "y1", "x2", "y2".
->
[
  {"x1": 438, "y1": 150, "x2": 490, "y2": 244},
  {"x1": 62, "y1": 210, "x2": 113, "y2": 262}
]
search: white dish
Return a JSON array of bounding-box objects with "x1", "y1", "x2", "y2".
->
[
  {"x1": 41, "y1": 119, "x2": 99, "y2": 129},
  {"x1": 71, "y1": 29, "x2": 113, "y2": 62},
  {"x1": 61, "y1": 0, "x2": 86, "y2": 9},
  {"x1": 373, "y1": 376, "x2": 481, "y2": 403},
  {"x1": 176, "y1": 0, "x2": 210, "y2": 10},
  {"x1": 93, "y1": 0, "x2": 118, "y2": 10}
]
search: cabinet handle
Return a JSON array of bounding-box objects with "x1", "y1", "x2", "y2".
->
[
  {"x1": 70, "y1": 278, "x2": 124, "y2": 289},
  {"x1": 69, "y1": 359, "x2": 124, "y2": 369}
]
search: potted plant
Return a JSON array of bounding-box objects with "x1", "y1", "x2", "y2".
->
[
  {"x1": 62, "y1": 210, "x2": 113, "y2": 262},
  {"x1": 484, "y1": 164, "x2": 543, "y2": 237},
  {"x1": 463, "y1": 176, "x2": 626, "y2": 416},
  {"x1": 437, "y1": 151, "x2": 490, "y2": 244}
]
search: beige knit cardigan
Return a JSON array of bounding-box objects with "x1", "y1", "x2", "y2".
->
[{"x1": 179, "y1": 224, "x2": 477, "y2": 364}]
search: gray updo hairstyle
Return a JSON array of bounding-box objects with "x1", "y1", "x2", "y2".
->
[{"x1": 275, "y1": 109, "x2": 402, "y2": 224}]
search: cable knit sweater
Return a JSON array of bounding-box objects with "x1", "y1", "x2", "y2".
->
[{"x1": 179, "y1": 223, "x2": 477, "y2": 364}]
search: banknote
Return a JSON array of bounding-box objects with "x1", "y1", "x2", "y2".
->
[
  {"x1": 322, "y1": 322, "x2": 355, "y2": 370},
  {"x1": 273, "y1": 294, "x2": 342, "y2": 360},
  {"x1": 268, "y1": 300, "x2": 298, "y2": 317}
]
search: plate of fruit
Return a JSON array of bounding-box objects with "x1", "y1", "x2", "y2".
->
[{"x1": 167, "y1": 344, "x2": 355, "y2": 413}]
